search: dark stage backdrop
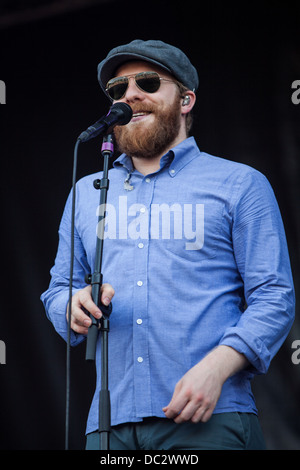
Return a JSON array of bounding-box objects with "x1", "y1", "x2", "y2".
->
[{"x1": 0, "y1": 1, "x2": 299, "y2": 450}]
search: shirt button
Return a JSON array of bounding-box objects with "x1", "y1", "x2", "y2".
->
[
  {"x1": 145, "y1": 178, "x2": 151, "y2": 183},
  {"x1": 137, "y1": 280, "x2": 143, "y2": 286},
  {"x1": 136, "y1": 319, "x2": 143, "y2": 324},
  {"x1": 140, "y1": 207, "x2": 146, "y2": 213},
  {"x1": 138, "y1": 242, "x2": 144, "y2": 249},
  {"x1": 170, "y1": 169, "x2": 175, "y2": 175},
  {"x1": 137, "y1": 357, "x2": 143, "y2": 363}
]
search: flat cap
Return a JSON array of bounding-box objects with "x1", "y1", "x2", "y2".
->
[{"x1": 97, "y1": 39, "x2": 199, "y2": 97}]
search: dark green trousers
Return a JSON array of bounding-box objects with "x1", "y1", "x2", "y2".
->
[{"x1": 86, "y1": 413, "x2": 266, "y2": 450}]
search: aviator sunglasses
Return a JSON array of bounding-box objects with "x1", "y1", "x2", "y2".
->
[{"x1": 106, "y1": 71, "x2": 177, "y2": 101}]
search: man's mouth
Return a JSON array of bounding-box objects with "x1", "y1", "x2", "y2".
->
[{"x1": 131, "y1": 111, "x2": 152, "y2": 122}]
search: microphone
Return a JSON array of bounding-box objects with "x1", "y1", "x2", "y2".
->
[{"x1": 78, "y1": 102, "x2": 132, "y2": 142}]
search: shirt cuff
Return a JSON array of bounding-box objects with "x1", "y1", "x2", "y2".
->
[
  {"x1": 44, "y1": 289, "x2": 85, "y2": 346},
  {"x1": 219, "y1": 327, "x2": 271, "y2": 375}
]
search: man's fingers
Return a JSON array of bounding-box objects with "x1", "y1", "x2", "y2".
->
[
  {"x1": 162, "y1": 382, "x2": 188, "y2": 419},
  {"x1": 101, "y1": 283, "x2": 115, "y2": 306},
  {"x1": 165, "y1": 395, "x2": 207, "y2": 424},
  {"x1": 70, "y1": 303, "x2": 93, "y2": 334},
  {"x1": 80, "y1": 288, "x2": 102, "y2": 319},
  {"x1": 196, "y1": 407, "x2": 213, "y2": 423},
  {"x1": 163, "y1": 366, "x2": 217, "y2": 424},
  {"x1": 66, "y1": 284, "x2": 115, "y2": 335},
  {"x1": 66, "y1": 286, "x2": 99, "y2": 335},
  {"x1": 165, "y1": 397, "x2": 212, "y2": 424}
]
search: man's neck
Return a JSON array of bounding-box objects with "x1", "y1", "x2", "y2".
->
[
  {"x1": 131, "y1": 155, "x2": 161, "y2": 176},
  {"x1": 131, "y1": 133, "x2": 187, "y2": 176}
]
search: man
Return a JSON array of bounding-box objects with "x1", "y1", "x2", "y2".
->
[{"x1": 41, "y1": 40, "x2": 295, "y2": 450}]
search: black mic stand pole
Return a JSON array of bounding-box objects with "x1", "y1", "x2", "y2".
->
[{"x1": 85, "y1": 133, "x2": 114, "y2": 451}]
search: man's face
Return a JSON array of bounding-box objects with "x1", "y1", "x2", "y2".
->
[{"x1": 112, "y1": 61, "x2": 184, "y2": 159}]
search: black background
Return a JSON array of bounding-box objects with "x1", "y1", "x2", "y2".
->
[{"x1": 0, "y1": 0, "x2": 299, "y2": 450}]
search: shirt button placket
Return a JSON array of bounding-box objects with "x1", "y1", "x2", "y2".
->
[{"x1": 132, "y1": 176, "x2": 153, "y2": 416}]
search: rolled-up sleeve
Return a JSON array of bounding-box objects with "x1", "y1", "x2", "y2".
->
[{"x1": 220, "y1": 170, "x2": 295, "y2": 374}]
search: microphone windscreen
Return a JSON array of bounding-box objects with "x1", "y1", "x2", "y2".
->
[{"x1": 110, "y1": 102, "x2": 132, "y2": 125}]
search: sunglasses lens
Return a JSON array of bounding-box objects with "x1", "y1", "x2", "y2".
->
[
  {"x1": 136, "y1": 72, "x2": 161, "y2": 93},
  {"x1": 106, "y1": 77, "x2": 128, "y2": 100},
  {"x1": 106, "y1": 72, "x2": 162, "y2": 100}
]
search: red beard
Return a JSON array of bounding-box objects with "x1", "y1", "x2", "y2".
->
[{"x1": 114, "y1": 96, "x2": 182, "y2": 159}]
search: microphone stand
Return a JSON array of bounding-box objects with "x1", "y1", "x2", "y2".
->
[{"x1": 85, "y1": 133, "x2": 114, "y2": 450}]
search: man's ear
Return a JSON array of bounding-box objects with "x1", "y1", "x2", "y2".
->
[{"x1": 181, "y1": 91, "x2": 196, "y2": 114}]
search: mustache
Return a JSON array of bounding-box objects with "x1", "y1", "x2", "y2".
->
[{"x1": 130, "y1": 103, "x2": 156, "y2": 115}]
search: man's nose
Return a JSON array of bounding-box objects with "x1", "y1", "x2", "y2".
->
[{"x1": 122, "y1": 76, "x2": 145, "y2": 102}]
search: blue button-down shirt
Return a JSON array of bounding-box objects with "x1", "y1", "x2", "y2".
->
[{"x1": 41, "y1": 137, "x2": 295, "y2": 434}]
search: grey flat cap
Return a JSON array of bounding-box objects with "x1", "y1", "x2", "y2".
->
[{"x1": 97, "y1": 39, "x2": 199, "y2": 97}]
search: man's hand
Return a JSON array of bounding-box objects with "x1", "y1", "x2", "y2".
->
[
  {"x1": 66, "y1": 284, "x2": 115, "y2": 335},
  {"x1": 163, "y1": 345, "x2": 249, "y2": 423}
]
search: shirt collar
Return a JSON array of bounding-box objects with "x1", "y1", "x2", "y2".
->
[
  {"x1": 113, "y1": 136, "x2": 200, "y2": 177},
  {"x1": 167, "y1": 136, "x2": 200, "y2": 177}
]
